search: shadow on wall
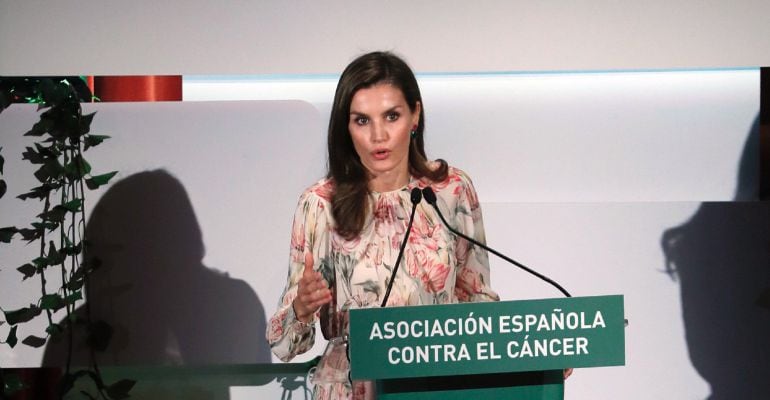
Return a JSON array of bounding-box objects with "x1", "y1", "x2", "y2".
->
[
  {"x1": 662, "y1": 117, "x2": 770, "y2": 399},
  {"x1": 42, "y1": 170, "x2": 271, "y2": 370}
]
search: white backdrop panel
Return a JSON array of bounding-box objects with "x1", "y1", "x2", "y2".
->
[
  {"x1": 2, "y1": 1, "x2": 770, "y2": 75},
  {"x1": 185, "y1": 69, "x2": 759, "y2": 202}
]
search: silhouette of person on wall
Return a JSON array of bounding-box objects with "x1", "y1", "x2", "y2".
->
[
  {"x1": 43, "y1": 170, "x2": 270, "y2": 367},
  {"x1": 662, "y1": 117, "x2": 770, "y2": 399}
]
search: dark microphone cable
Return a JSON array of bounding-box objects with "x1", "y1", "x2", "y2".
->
[
  {"x1": 421, "y1": 186, "x2": 572, "y2": 298},
  {"x1": 381, "y1": 187, "x2": 423, "y2": 307}
]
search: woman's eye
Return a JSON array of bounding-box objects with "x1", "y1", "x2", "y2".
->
[
  {"x1": 386, "y1": 112, "x2": 399, "y2": 121},
  {"x1": 355, "y1": 117, "x2": 369, "y2": 125}
]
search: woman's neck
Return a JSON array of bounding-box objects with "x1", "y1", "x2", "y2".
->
[{"x1": 368, "y1": 169, "x2": 410, "y2": 193}]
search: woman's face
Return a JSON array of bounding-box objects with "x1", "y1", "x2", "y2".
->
[{"x1": 348, "y1": 83, "x2": 420, "y2": 191}]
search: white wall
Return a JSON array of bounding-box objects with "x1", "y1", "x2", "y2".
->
[
  {"x1": 2, "y1": 1, "x2": 770, "y2": 75},
  {"x1": 1, "y1": 70, "x2": 763, "y2": 399}
]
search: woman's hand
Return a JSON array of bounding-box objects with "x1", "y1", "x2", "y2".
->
[
  {"x1": 563, "y1": 368, "x2": 573, "y2": 380},
  {"x1": 292, "y1": 252, "x2": 333, "y2": 323}
]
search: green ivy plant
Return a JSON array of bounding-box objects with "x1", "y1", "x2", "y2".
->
[{"x1": 0, "y1": 77, "x2": 133, "y2": 399}]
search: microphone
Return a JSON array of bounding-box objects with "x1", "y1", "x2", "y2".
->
[
  {"x1": 381, "y1": 187, "x2": 423, "y2": 307},
  {"x1": 421, "y1": 186, "x2": 572, "y2": 298}
]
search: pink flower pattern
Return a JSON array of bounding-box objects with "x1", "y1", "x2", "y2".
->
[{"x1": 267, "y1": 166, "x2": 499, "y2": 400}]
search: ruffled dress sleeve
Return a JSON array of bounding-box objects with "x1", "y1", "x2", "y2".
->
[
  {"x1": 451, "y1": 169, "x2": 500, "y2": 303},
  {"x1": 267, "y1": 182, "x2": 332, "y2": 362}
]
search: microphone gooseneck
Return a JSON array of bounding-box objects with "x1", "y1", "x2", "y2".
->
[
  {"x1": 381, "y1": 187, "x2": 422, "y2": 307},
  {"x1": 421, "y1": 187, "x2": 572, "y2": 298}
]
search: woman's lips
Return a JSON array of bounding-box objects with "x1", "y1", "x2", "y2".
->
[{"x1": 372, "y1": 149, "x2": 390, "y2": 160}]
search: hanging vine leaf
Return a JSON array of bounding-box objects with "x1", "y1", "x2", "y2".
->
[
  {"x1": 66, "y1": 277, "x2": 84, "y2": 291},
  {"x1": 35, "y1": 142, "x2": 60, "y2": 159},
  {"x1": 0, "y1": 226, "x2": 17, "y2": 243},
  {"x1": 31, "y1": 221, "x2": 59, "y2": 232},
  {"x1": 84, "y1": 134, "x2": 110, "y2": 150},
  {"x1": 64, "y1": 154, "x2": 91, "y2": 180},
  {"x1": 46, "y1": 241, "x2": 66, "y2": 265},
  {"x1": 64, "y1": 291, "x2": 82, "y2": 306},
  {"x1": 31, "y1": 256, "x2": 48, "y2": 268},
  {"x1": 18, "y1": 186, "x2": 50, "y2": 201},
  {"x1": 79, "y1": 112, "x2": 96, "y2": 135},
  {"x1": 18, "y1": 227, "x2": 42, "y2": 242},
  {"x1": 21, "y1": 146, "x2": 45, "y2": 164},
  {"x1": 16, "y1": 263, "x2": 36, "y2": 280},
  {"x1": 4, "y1": 325, "x2": 18, "y2": 348},
  {"x1": 0, "y1": 179, "x2": 5, "y2": 199},
  {"x1": 85, "y1": 171, "x2": 118, "y2": 190},
  {"x1": 24, "y1": 117, "x2": 54, "y2": 137},
  {"x1": 61, "y1": 198, "x2": 83, "y2": 212},
  {"x1": 40, "y1": 294, "x2": 65, "y2": 311},
  {"x1": 32, "y1": 158, "x2": 64, "y2": 183},
  {"x1": 61, "y1": 240, "x2": 83, "y2": 256},
  {"x1": 21, "y1": 335, "x2": 47, "y2": 348},
  {"x1": 3, "y1": 305, "x2": 42, "y2": 325},
  {"x1": 46, "y1": 323, "x2": 63, "y2": 336},
  {"x1": 0, "y1": 146, "x2": 4, "y2": 172},
  {"x1": 38, "y1": 206, "x2": 67, "y2": 223}
]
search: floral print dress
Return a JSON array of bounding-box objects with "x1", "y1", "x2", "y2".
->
[{"x1": 267, "y1": 166, "x2": 499, "y2": 399}]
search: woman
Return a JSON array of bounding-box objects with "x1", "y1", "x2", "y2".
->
[{"x1": 267, "y1": 51, "x2": 498, "y2": 399}]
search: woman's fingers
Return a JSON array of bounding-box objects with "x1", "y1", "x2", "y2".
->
[{"x1": 294, "y1": 252, "x2": 332, "y2": 322}]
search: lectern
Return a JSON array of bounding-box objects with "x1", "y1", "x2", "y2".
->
[{"x1": 349, "y1": 295, "x2": 625, "y2": 399}]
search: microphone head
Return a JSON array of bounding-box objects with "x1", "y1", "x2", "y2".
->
[
  {"x1": 421, "y1": 187, "x2": 437, "y2": 205},
  {"x1": 410, "y1": 187, "x2": 422, "y2": 204}
]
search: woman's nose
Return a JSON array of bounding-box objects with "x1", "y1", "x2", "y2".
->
[{"x1": 371, "y1": 121, "x2": 387, "y2": 143}]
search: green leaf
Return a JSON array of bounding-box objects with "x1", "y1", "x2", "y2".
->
[
  {"x1": 79, "y1": 112, "x2": 96, "y2": 135},
  {"x1": 0, "y1": 179, "x2": 5, "y2": 199},
  {"x1": 35, "y1": 142, "x2": 60, "y2": 158},
  {"x1": 0, "y1": 146, "x2": 4, "y2": 173},
  {"x1": 31, "y1": 221, "x2": 59, "y2": 232},
  {"x1": 65, "y1": 290, "x2": 82, "y2": 305},
  {"x1": 61, "y1": 198, "x2": 83, "y2": 212},
  {"x1": 24, "y1": 118, "x2": 53, "y2": 136},
  {"x1": 17, "y1": 182, "x2": 59, "y2": 201},
  {"x1": 40, "y1": 294, "x2": 65, "y2": 310},
  {"x1": 61, "y1": 241, "x2": 82, "y2": 256},
  {"x1": 66, "y1": 276, "x2": 85, "y2": 291},
  {"x1": 5, "y1": 325, "x2": 18, "y2": 348},
  {"x1": 38, "y1": 206, "x2": 68, "y2": 223},
  {"x1": 105, "y1": 379, "x2": 136, "y2": 400},
  {"x1": 0, "y1": 226, "x2": 18, "y2": 243},
  {"x1": 32, "y1": 256, "x2": 48, "y2": 268},
  {"x1": 64, "y1": 155, "x2": 91, "y2": 180},
  {"x1": 21, "y1": 146, "x2": 45, "y2": 164},
  {"x1": 18, "y1": 228, "x2": 42, "y2": 242},
  {"x1": 84, "y1": 134, "x2": 110, "y2": 151},
  {"x1": 33, "y1": 158, "x2": 64, "y2": 183},
  {"x1": 85, "y1": 171, "x2": 118, "y2": 190},
  {"x1": 17, "y1": 263, "x2": 37, "y2": 280},
  {"x1": 33, "y1": 164, "x2": 49, "y2": 183},
  {"x1": 21, "y1": 335, "x2": 47, "y2": 348},
  {"x1": 46, "y1": 323, "x2": 63, "y2": 336},
  {"x1": 47, "y1": 241, "x2": 66, "y2": 265},
  {"x1": 3, "y1": 306, "x2": 41, "y2": 325}
]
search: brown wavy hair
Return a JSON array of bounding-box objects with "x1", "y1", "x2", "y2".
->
[{"x1": 328, "y1": 51, "x2": 448, "y2": 239}]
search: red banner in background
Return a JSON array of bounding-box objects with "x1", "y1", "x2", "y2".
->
[{"x1": 92, "y1": 76, "x2": 182, "y2": 102}]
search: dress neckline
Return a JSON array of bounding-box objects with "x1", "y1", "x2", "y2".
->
[{"x1": 369, "y1": 175, "x2": 418, "y2": 196}]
